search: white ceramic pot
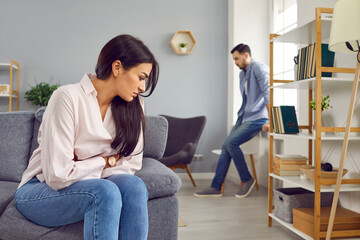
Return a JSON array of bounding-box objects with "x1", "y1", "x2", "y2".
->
[{"x1": 180, "y1": 47, "x2": 187, "y2": 53}]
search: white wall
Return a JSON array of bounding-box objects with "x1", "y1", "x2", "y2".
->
[{"x1": 227, "y1": 0, "x2": 270, "y2": 185}]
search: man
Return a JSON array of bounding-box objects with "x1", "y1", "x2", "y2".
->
[{"x1": 195, "y1": 44, "x2": 269, "y2": 198}]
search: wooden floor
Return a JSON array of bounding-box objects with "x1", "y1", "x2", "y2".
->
[{"x1": 177, "y1": 174, "x2": 303, "y2": 240}]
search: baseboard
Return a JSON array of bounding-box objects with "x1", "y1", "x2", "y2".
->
[
  {"x1": 177, "y1": 172, "x2": 239, "y2": 184},
  {"x1": 226, "y1": 172, "x2": 240, "y2": 185},
  {"x1": 176, "y1": 172, "x2": 214, "y2": 180}
]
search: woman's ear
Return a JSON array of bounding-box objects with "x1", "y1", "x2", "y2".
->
[{"x1": 112, "y1": 60, "x2": 123, "y2": 77}]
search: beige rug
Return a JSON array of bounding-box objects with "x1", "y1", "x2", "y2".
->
[{"x1": 178, "y1": 217, "x2": 187, "y2": 227}]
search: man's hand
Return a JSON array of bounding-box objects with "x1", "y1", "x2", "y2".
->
[{"x1": 262, "y1": 123, "x2": 270, "y2": 132}]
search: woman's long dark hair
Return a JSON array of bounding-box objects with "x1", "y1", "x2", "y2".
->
[{"x1": 95, "y1": 34, "x2": 159, "y2": 157}]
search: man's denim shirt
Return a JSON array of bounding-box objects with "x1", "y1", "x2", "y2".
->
[{"x1": 237, "y1": 59, "x2": 270, "y2": 123}]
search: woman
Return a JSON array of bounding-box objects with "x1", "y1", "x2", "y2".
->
[{"x1": 15, "y1": 34, "x2": 159, "y2": 240}]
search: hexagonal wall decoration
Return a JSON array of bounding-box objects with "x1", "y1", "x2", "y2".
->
[{"x1": 170, "y1": 30, "x2": 197, "y2": 55}]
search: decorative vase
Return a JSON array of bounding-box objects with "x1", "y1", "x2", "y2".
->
[{"x1": 180, "y1": 47, "x2": 187, "y2": 53}]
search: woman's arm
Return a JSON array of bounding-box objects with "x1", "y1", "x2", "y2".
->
[{"x1": 40, "y1": 88, "x2": 106, "y2": 190}]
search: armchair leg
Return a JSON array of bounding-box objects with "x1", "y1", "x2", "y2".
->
[
  {"x1": 185, "y1": 166, "x2": 196, "y2": 187},
  {"x1": 169, "y1": 164, "x2": 196, "y2": 188}
]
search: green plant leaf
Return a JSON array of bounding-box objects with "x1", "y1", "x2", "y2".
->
[
  {"x1": 309, "y1": 95, "x2": 333, "y2": 111},
  {"x1": 25, "y1": 81, "x2": 60, "y2": 107}
]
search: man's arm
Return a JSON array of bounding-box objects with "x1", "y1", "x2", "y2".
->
[{"x1": 253, "y1": 63, "x2": 270, "y2": 132}]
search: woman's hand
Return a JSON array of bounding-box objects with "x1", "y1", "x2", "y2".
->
[{"x1": 103, "y1": 154, "x2": 121, "y2": 169}]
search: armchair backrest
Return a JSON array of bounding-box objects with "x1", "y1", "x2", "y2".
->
[{"x1": 161, "y1": 115, "x2": 206, "y2": 158}]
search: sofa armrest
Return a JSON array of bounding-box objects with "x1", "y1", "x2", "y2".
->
[
  {"x1": 135, "y1": 157, "x2": 181, "y2": 199},
  {"x1": 144, "y1": 116, "x2": 168, "y2": 159}
]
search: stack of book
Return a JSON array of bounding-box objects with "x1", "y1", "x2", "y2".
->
[
  {"x1": 271, "y1": 105, "x2": 299, "y2": 134},
  {"x1": 296, "y1": 43, "x2": 335, "y2": 81},
  {"x1": 0, "y1": 84, "x2": 9, "y2": 95},
  {"x1": 273, "y1": 154, "x2": 308, "y2": 176}
]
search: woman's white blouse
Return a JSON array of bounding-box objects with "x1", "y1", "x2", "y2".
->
[{"x1": 18, "y1": 74, "x2": 144, "y2": 190}]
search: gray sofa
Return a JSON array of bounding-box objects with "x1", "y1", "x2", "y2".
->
[{"x1": 0, "y1": 107, "x2": 181, "y2": 240}]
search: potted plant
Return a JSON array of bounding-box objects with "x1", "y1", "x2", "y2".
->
[
  {"x1": 309, "y1": 95, "x2": 333, "y2": 112},
  {"x1": 25, "y1": 81, "x2": 60, "y2": 107},
  {"x1": 309, "y1": 95, "x2": 333, "y2": 135},
  {"x1": 179, "y1": 42, "x2": 187, "y2": 53}
]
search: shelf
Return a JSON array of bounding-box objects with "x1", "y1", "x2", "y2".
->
[
  {"x1": 270, "y1": 132, "x2": 360, "y2": 141},
  {"x1": 271, "y1": 77, "x2": 354, "y2": 90},
  {"x1": 271, "y1": 19, "x2": 332, "y2": 44},
  {"x1": 0, "y1": 94, "x2": 17, "y2": 98},
  {"x1": 170, "y1": 30, "x2": 197, "y2": 55},
  {"x1": 270, "y1": 173, "x2": 360, "y2": 192},
  {"x1": 269, "y1": 213, "x2": 313, "y2": 240},
  {"x1": 0, "y1": 63, "x2": 19, "y2": 70}
]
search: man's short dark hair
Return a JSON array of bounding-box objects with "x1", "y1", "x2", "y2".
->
[{"x1": 231, "y1": 44, "x2": 251, "y2": 57}]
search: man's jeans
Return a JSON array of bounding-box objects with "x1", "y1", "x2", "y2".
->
[
  {"x1": 15, "y1": 174, "x2": 148, "y2": 240},
  {"x1": 211, "y1": 118, "x2": 267, "y2": 190}
]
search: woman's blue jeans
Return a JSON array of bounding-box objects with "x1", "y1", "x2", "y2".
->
[
  {"x1": 15, "y1": 174, "x2": 148, "y2": 240},
  {"x1": 211, "y1": 118, "x2": 267, "y2": 190}
]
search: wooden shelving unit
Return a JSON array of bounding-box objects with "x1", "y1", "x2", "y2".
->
[
  {"x1": 268, "y1": 8, "x2": 360, "y2": 240},
  {"x1": 0, "y1": 60, "x2": 20, "y2": 112}
]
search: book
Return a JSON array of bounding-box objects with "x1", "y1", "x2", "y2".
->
[
  {"x1": 274, "y1": 158, "x2": 307, "y2": 165},
  {"x1": 271, "y1": 107, "x2": 278, "y2": 133},
  {"x1": 273, "y1": 168, "x2": 301, "y2": 176},
  {"x1": 277, "y1": 106, "x2": 285, "y2": 133},
  {"x1": 273, "y1": 163, "x2": 303, "y2": 170},
  {"x1": 271, "y1": 106, "x2": 299, "y2": 134},
  {"x1": 274, "y1": 154, "x2": 308, "y2": 165},
  {"x1": 296, "y1": 43, "x2": 335, "y2": 80},
  {"x1": 275, "y1": 154, "x2": 308, "y2": 160},
  {"x1": 297, "y1": 48, "x2": 302, "y2": 81},
  {"x1": 280, "y1": 106, "x2": 299, "y2": 133}
]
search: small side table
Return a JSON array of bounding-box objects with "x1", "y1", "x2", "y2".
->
[{"x1": 211, "y1": 149, "x2": 259, "y2": 194}]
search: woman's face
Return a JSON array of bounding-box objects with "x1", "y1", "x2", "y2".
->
[{"x1": 115, "y1": 63, "x2": 152, "y2": 102}]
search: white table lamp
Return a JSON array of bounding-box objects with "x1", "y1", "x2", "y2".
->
[
  {"x1": 326, "y1": 0, "x2": 360, "y2": 239},
  {"x1": 329, "y1": 0, "x2": 360, "y2": 54}
]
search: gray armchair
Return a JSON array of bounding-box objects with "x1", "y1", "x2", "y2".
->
[{"x1": 158, "y1": 115, "x2": 206, "y2": 187}]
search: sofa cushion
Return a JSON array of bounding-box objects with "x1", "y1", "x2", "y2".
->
[
  {"x1": 0, "y1": 111, "x2": 34, "y2": 182},
  {"x1": 30, "y1": 107, "x2": 46, "y2": 156},
  {"x1": 144, "y1": 116, "x2": 168, "y2": 159},
  {"x1": 0, "y1": 200, "x2": 83, "y2": 240},
  {"x1": 0, "y1": 181, "x2": 18, "y2": 215},
  {"x1": 135, "y1": 157, "x2": 181, "y2": 199}
]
